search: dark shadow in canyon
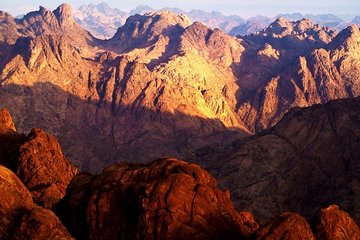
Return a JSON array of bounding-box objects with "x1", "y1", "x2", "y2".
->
[{"x1": 0, "y1": 82, "x2": 246, "y2": 173}]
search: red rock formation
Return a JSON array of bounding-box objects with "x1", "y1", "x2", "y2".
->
[
  {"x1": 253, "y1": 212, "x2": 316, "y2": 240},
  {"x1": 56, "y1": 158, "x2": 259, "y2": 240},
  {"x1": 16, "y1": 128, "x2": 78, "y2": 208},
  {"x1": 0, "y1": 165, "x2": 74, "y2": 240},
  {"x1": 0, "y1": 109, "x2": 27, "y2": 171},
  {"x1": 315, "y1": 205, "x2": 360, "y2": 240},
  {"x1": 0, "y1": 109, "x2": 77, "y2": 208},
  {"x1": 0, "y1": 108, "x2": 16, "y2": 133}
]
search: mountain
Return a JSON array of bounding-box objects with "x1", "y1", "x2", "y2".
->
[
  {"x1": 129, "y1": 5, "x2": 155, "y2": 15},
  {"x1": 235, "y1": 19, "x2": 359, "y2": 131},
  {"x1": 74, "y1": 3, "x2": 359, "y2": 39},
  {"x1": 0, "y1": 108, "x2": 359, "y2": 239},
  {"x1": 73, "y1": 2, "x2": 128, "y2": 39},
  {"x1": 191, "y1": 97, "x2": 360, "y2": 225},
  {"x1": 75, "y1": 4, "x2": 246, "y2": 39},
  {"x1": 0, "y1": 4, "x2": 95, "y2": 48},
  {"x1": 277, "y1": 13, "x2": 345, "y2": 29},
  {"x1": 0, "y1": 4, "x2": 360, "y2": 172},
  {"x1": 187, "y1": 10, "x2": 245, "y2": 33},
  {"x1": 352, "y1": 16, "x2": 360, "y2": 25},
  {"x1": 0, "y1": 7, "x2": 249, "y2": 172},
  {"x1": 228, "y1": 16, "x2": 272, "y2": 36}
]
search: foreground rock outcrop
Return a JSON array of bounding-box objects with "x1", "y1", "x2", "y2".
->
[
  {"x1": 315, "y1": 205, "x2": 360, "y2": 240},
  {"x1": 0, "y1": 108, "x2": 77, "y2": 208},
  {"x1": 253, "y1": 212, "x2": 316, "y2": 239},
  {"x1": 0, "y1": 165, "x2": 74, "y2": 240},
  {"x1": 56, "y1": 158, "x2": 259, "y2": 240}
]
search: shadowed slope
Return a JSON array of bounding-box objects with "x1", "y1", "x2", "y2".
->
[{"x1": 191, "y1": 97, "x2": 360, "y2": 224}]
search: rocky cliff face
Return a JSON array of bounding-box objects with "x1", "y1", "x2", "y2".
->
[
  {"x1": 0, "y1": 4, "x2": 359, "y2": 173},
  {"x1": 192, "y1": 97, "x2": 360, "y2": 226},
  {"x1": 0, "y1": 109, "x2": 77, "y2": 208}
]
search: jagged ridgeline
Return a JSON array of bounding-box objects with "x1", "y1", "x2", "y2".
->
[
  {"x1": 72, "y1": 2, "x2": 359, "y2": 39},
  {"x1": 0, "y1": 4, "x2": 359, "y2": 173}
]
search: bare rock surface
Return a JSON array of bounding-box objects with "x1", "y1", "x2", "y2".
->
[
  {"x1": 192, "y1": 97, "x2": 360, "y2": 225},
  {"x1": 56, "y1": 158, "x2": 259, "y2": 240},
  {"x1": 0, "y1": 109, "x2": 77, "y2": 208},
  {"x1": 315, "y1": 205, "x2": 360, "y2": 240},
  {"x1": 253, "y1": 212, "x2": 316, "y2": 240},
  {"x1": 0, "y1": 165, "x2": 74, "y2": 240}
]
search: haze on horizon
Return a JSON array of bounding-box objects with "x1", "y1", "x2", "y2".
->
[{"x1": 1, "y1": 0, "x2": 360, "y2": 19}]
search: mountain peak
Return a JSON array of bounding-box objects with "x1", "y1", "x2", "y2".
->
[
  {"x1": 351, "y1": 16, "x2": 360, "y2": 24},
  {"x1": 331, "y1": 24, "x2": 360, "y2": 48},
  {"x1": 38, "y1": 6, "x2": 50, "y2": 13},
  {"x1": 0, "y1": 109, "x2": 16, "y2": 134},
  {"x1": 144, "y1": 11, "x2": 192, "y2": 27},
  {"x1": 274, "y1": 16, "x2": 291, "y2": 26},
  {"x1": 113, "y1": 10, "x2": 191, "y2": 41},
  {"x1": 0, "y1": 10, "x2": 13, "y2": 19},
  {"x1": 53, "y1": 3, "x2": 73, "y2": 25},
  {"x1": 266, "y1": 17, "x2": 293, "y2": 35},
  {"x1": 296, "y1": 18, "x2": 314, "y2": 29},
  {"x1": 347, "y1": 24, "x2": 360, "y2": 34}
]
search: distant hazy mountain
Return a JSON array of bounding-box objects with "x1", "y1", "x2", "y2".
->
[
  {"x1": 352, "y1": 16, "x2": 360, "y2": 25},
  {"x1": 74, "y1": 3, "x2": 246, "y2": 39},
  {"x1": 129, "y1": 5, "x2": 155, "y2": 15},
  {"x1": 229, "y1": 13, "x2": 351, "y2": 36},
  {"x1": 228, "y1": 15, "x2": 272, "y2": 36},
  {"x1": 73, "y1": 2, "x2": 129, "y2": 39},
  {"x1": 73, "y1": 3, "x2": 360, "y2": 39}
]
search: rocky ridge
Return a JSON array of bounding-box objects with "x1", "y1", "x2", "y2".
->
[{"x1": 73, "y1": 3, "x2": 360, "y2": 39}]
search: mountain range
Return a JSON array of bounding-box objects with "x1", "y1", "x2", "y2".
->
[
  {"x1": 72, "y1": 2, "x2": 360, "y2": 39},
  {"x1": 0, "y1": 2, "x2": 360, "y2": 239},
  {"x1": 1, "y1": 4, "x2": 360, "y2": 173}
]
